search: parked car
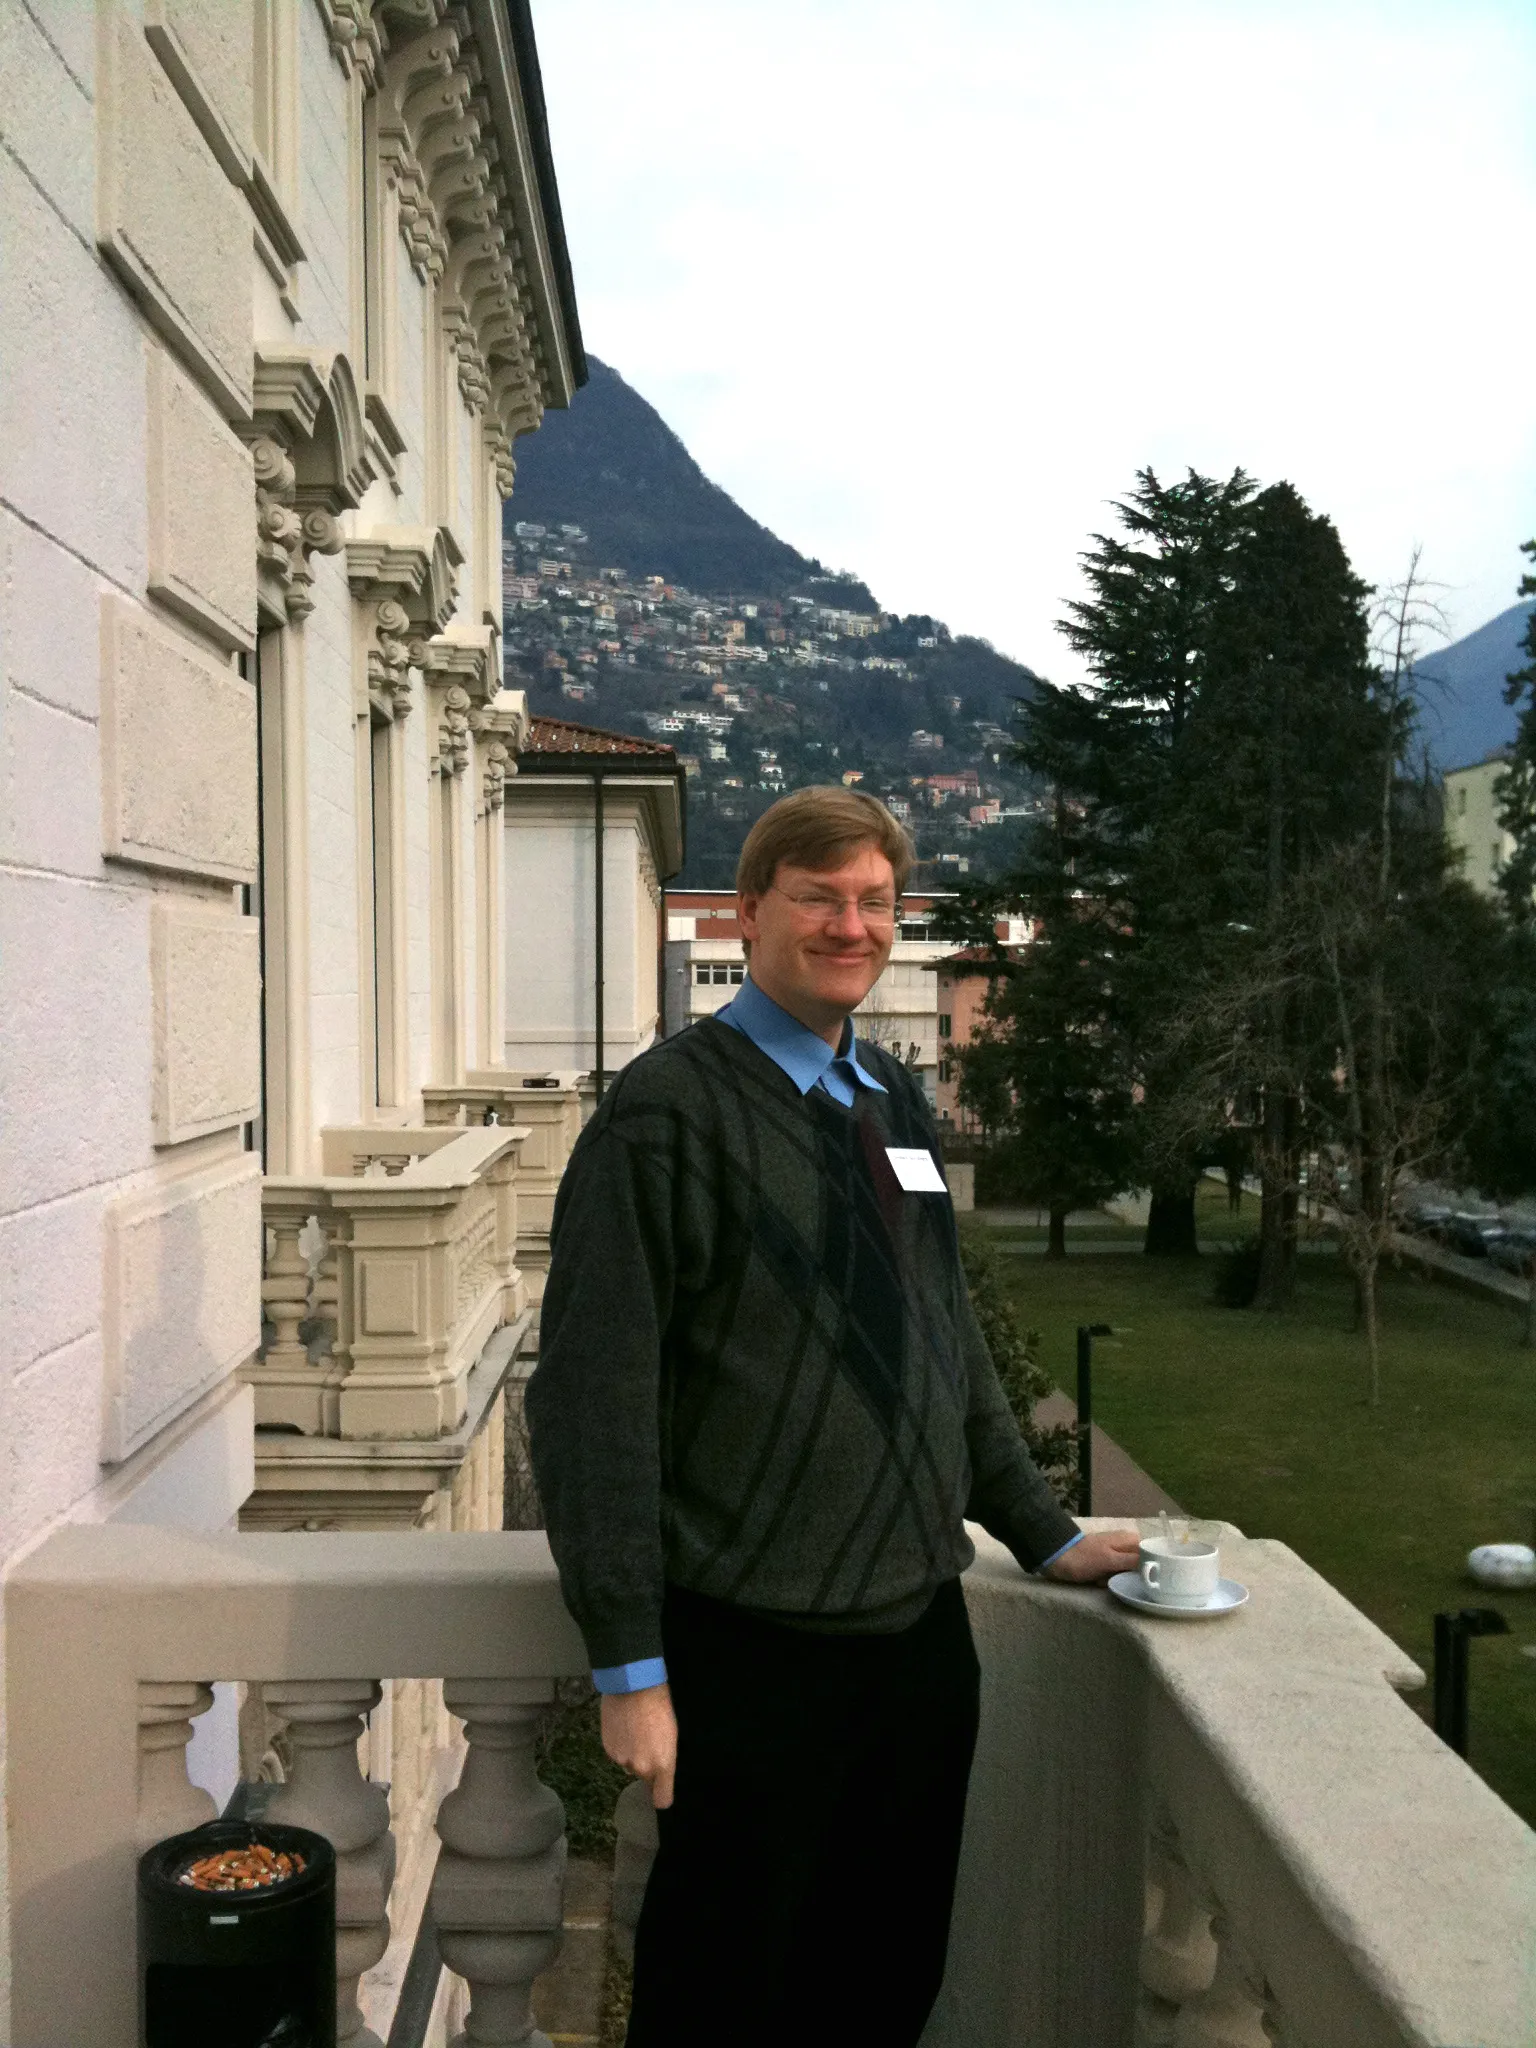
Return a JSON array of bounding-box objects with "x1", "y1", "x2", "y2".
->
[
  {"x1": 1399, "y1": 1200, "x2": 1453, "y2": 1234},
  {"x1": 1443, "y1": 1214, "x2": 1508, "y2": 1259},
  {"x1": 1488, "y1": 1228, "x2": 1536, "y2": 1276}
]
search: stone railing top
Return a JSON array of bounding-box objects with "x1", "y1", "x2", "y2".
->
[
  {"x1": 264, "y1": 1123, "x2": 530, "y2": 1190},
  {"x1": 9, "y1": 1526, "x2": 585, "y2": 1682},
  {"x1": 965, "y1": 1519, "x2": 1536, "y2": 2048}
]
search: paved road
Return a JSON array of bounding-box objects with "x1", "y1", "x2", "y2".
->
[{"x1": 1033, "y1": 1391, "x2": 1183, "y2": 1519}]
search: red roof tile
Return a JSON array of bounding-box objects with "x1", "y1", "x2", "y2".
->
[{"x1": 520, "y1": 715, "x2": 678, "y2": 760}]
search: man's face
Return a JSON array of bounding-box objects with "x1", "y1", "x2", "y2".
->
[{"x1": 738, "y1": 844, "x2": 897, "y2": 1038}]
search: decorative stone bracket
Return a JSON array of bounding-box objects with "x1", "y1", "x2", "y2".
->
[
  {"x1": 468, "y1": 687, "x2": 527, "y2": 818},
  {"x1": 346, "y1": 525, "x2": 463, "y2": 720},
  {"x1": 422, "y1": 624, "x2": 498, "y2": 775},
  {"x1": 245, "y1": 349, "x2": 375, "y2": 623}
]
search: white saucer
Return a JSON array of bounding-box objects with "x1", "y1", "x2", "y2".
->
[{"x1": 1107, "y1": 1572, "x2": 1249, "y2": 1619}]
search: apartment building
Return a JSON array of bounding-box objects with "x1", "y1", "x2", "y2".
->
[
  {"x1": 1444, "y1": 750, "x2": 1516, "y2": 897},
  {"x1": 663, "y1": 890, "x2": 959, "y2": 1103}
]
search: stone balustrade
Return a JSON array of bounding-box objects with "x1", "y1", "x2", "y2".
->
[
  {"x1": 8, "y1": 1520, "x2": 1533, "y2": 2048},
  {"x1": 6, "y1": 1527, "x2": 586, "y2": 2048},
  {"x1": 253, "y1": 1123, "x2": 529, "y2": 1440},
  {"x1": 422, "y1": 1073, "x2": 585, "y2": 1302},
  {"x1": 924, "y1": 1521, "x2": 1536, "y2": 2048}
]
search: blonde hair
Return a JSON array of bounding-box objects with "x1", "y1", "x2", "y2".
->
[{"x1": 735, "y1": 785, "x2": 914, "y2": 899}]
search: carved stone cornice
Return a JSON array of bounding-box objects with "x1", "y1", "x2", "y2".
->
[
  {"x1": 316, "y1": 0, "x2": 385, "y2": 89},
  {"x1": 474, "y1": 686, "x2": 529, "y2": 752},
  {"x1": 345, "y1": 525, "x2": 463, "y2": 633},
  {"x1": 421, "y1": 621, "x2": 497, "y2": 702},
  {"x1": 367, "y1": 5, "x2": 546, "y2": 488}
]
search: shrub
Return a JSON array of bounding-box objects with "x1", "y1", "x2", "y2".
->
[{"x1": 957, "y1": 1216, "x2": 1077, "y2": 1502}]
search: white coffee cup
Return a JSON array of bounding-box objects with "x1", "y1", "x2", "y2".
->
[{"x1": 1138, "y1": 1537, "x2": 1219, "y2": 1607}]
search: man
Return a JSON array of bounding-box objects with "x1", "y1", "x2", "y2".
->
[{"x1": 527, "y1": 787, "x2": 1138, "y2": 2045}]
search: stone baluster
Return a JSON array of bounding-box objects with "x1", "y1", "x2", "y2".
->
[
  {"x1": 1172, "y1": 1913, "x2": 1270, "y2": 2048},
  {"x1": 263, "y1": 1208, "x2": 312, "y2": 1371},
  {"x1": 486, "y1": 1145, "x2": 524, "y2": 1321},
  {"x1": 431, "y1": 1678, "x2": 565, "y2": 2046},
  {"x1": 137, "y1": 1681, "x2": 217, "y2": 1852},
  {"x1": 610, "y1": 1778, "x2": 658, "y2": 1960},
  {"x1": 264, "y1": 1680, "x2": 396, "y2": 2048},
  {"x1": 1137, "y1": 1822, "x2": 1217, "y2": 2048}
]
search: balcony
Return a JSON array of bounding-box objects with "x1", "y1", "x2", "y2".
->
[
  {"x1": 7, "y1": 1521, "x2": 1532, "y2": 2048},
  {"x1": 250, "y1": 1124, "x2": 531, "y2": 1530},
  {"x1": 421, "y1": 1072, "x2": 588, "y2": 1302}
]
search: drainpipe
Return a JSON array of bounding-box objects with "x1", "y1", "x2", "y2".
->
[{"x1": 594, "y1": 769, "x2": 605, "y2": 1101}]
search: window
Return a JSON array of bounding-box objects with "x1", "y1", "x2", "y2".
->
[
  {"x1": 938, "y1": 1059, "x2": 952, "y2": 1084},
  {"x1": 694, "y1": 964, "x2": 712, "y2": 985},
  {"x1": 937, "y1": 1013, "x2": 952, "y2": 1039},
  {"x1": 1457, "y1": 787, "x2": 1468, "y2": 816},
  {"x1": 899, "y1": 922, "x2": 928, "y2": 941},
  {"x1": 729, "y1": 962, "x2": 745, "y2": 984},
  {"x1": 1491, "y1": 842, "x2": 1502, "y2": 871}
]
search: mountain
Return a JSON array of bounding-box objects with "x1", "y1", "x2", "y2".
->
[
  {"x1": 499, "y1": 365, "x2": 1045, "y2": 886},
  {"x1": 1410, "y1": 600, "x2": 1535, "y2": 771},
  {"x1": 507, "y1": 357, "x2": 876, "y2": 608}
]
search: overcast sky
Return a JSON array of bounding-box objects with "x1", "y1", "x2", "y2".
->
[{"x1": 535, "y1": 0, "x2": 1536, "y2": 679}]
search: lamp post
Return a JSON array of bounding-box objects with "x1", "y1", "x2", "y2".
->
[
  {"x1": 1075, "y1": 1323, "x2": 1112, "y2": 1516},
  {"x1": 1432, "y1": 1607, "x2": 1509, "y2": 1756}
]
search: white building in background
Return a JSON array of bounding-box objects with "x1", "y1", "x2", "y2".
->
[
  {"x1": 503, "y1": 716, "x2": 685, "y2": 1077},
  {"x1": 1443, "y1": 750, "x2": 1516, "y2": 898},
  {"x1": 663, "y1": 891, "x2": 957, "y2": 1102}
]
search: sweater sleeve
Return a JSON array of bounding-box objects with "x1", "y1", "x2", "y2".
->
[
  {"x1": 958, "y1": 1284, "x2": 1082, "y2": 1570},
  {"x1": 524, "y1": 1090, "x2": 678, "y2": 1672}
]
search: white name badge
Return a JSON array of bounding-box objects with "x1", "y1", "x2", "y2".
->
[{"x1": 885, "y1": 1147, "x2": 949, "y2": 1194}]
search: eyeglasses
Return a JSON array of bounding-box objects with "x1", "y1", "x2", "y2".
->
[{"x1": 769, "y1": 886, "x2": 898, "y2": 927}]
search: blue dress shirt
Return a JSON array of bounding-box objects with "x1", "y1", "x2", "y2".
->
[{"x1": 589, "y1": 974, "x2": 1078, "y2": 1696}]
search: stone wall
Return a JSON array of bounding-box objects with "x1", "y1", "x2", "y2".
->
[{"x1": 0, "y1": 0, "x2": 581, "y2": 2023}]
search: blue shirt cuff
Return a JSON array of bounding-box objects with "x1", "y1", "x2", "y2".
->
[
  {"x1": 592, "y1": 1657, "x2": 668, "y2": 1694},
  {"x1": 1035, "y1": 1531, "x2": 1086, "y2": 1574}
]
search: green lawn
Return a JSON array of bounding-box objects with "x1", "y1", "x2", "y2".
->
[{"x1": 996, "y1": 1240, "x2": 1536, "y2": 1829}]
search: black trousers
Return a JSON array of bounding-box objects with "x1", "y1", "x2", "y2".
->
[{"x1": 626, "y1": 1577, "x2": 981, "y2": 2047}]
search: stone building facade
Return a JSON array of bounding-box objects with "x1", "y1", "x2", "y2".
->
[{"x1": 0, "y1": 0, "x2": 596, "y2": 2029}]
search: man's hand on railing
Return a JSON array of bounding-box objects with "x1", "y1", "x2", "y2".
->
[
  {"x1": 601, "y1": 1684, "x2": 678, "y2": 1809},
  {"x1": 1043, "y1": 1529, "x2": 1142, "y2": 1584}
]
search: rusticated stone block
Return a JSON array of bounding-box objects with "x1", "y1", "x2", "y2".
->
[
  {"x1": 144, "y1": 0, "x2": 253, "y2": 184},
  {"x1": 147, "y1": 346, "x2": 255, "y2": 651},
  {"x1": 102, "y1": 1152, "x2": 262, "y2": 1461},
  {"x1": 151, "y1": 900, "x2": 260, "y2": 1145},
  {"x1": 96, "y1": 1, "x2": 251, "y2": 420},
  {"x1": 100, "y1": 594, "x2": 257, "y2": 883}
]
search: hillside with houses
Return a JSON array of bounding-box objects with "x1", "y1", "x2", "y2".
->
[{"x1": 501, "y1": 364, "x2": 1049, "y2": 884}]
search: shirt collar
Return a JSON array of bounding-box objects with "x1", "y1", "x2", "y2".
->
[{"x1": 718, "y1": 974, "x2": 887, "y2": 1099}]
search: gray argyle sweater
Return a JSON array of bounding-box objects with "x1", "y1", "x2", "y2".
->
[{"x1": 525, "y1": 1017, "x2": 1078, "y2": 1670}]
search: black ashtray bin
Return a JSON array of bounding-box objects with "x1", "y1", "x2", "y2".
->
[{"x1": 138, "y1": 1820, "x2": 336, "y2": 2048}]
